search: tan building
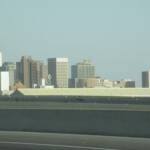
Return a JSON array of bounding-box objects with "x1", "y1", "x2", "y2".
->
[
  {"x1": 71, "y1": 60, "x2": 95, "y2": 79},
  {"x1": 16, "y1": 56, "x2": 46, "y2": 88},
  {"x1": 69, "y1": 77, "x2": 104, "y2": 88},
  {"x1": 75, "y1": 78, "x2": 97, "y2": 88},
  {"x1": 21, "y1": 56, "x2": 31, "y2": 88},
  {"x1": 30, "y1": 60, "x2": 38, "y2": 88},
  {"x1": 142, "y1": 71, "x2": 150, "y2": 88},
  {"x1": 70, "y1": 60, "x2": 96, "y2": 88},
  {"x1": 41, "y1": 64, "x2": 48, "y2": 81},
  {"x1": 30, "y1": 60, "x2": 47, "y2": 88},
  {"x1": 48, "y1": 58, "x2": 68, "y2": 88}
]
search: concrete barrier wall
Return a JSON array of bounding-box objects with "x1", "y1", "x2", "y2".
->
[
  {"x1": 0, "y1": 109, "x2": 150, "y2": 138},
  {"x1": 1, "y1": 96, "x2": 150, "y2": 104}
]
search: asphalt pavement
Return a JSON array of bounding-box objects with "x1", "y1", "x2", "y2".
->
[{"x1": 0, "y1": 131, "x2": 150, "y2": 150}]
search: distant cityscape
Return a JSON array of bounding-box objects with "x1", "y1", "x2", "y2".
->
[{"x1": 0, "y1": 51, "x2": 150, "y2": 95}]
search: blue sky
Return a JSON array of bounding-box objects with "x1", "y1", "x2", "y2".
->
[{"x1": 0, "y1": 0, "x2": 150, "y2": 85}]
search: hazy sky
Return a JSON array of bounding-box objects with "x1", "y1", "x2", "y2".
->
[{"x1": 0, "y1": 0, "x2": 150, "y2": 85}]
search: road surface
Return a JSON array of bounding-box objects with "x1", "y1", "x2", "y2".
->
[{"x1": 0, "y1": 131, "x2": 150, "y2": 150}]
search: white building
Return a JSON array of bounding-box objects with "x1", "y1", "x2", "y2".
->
[{"x1": 0, "y1": 72, "x2": 10, "y2": 94}]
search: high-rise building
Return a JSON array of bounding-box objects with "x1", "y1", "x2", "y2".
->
[
  {"x1": 48, "y1": 58, "x2": 68, "y2": 88},
  {"x1": 21, "y1": 56, "x2": 32, "y2": 88},
  {"x1": 70, "y1": 60, "x2": 95, "y2": 88},
  {"x1": 30, "y1": 59, "x2": 38, "y2": 88},
  {"x1": 30, "y1": 60, "x2": 45, "y2": 88},
  {"x1": 16, "y1": 56, "x2": 35, "y2": 88},
  {"x1": 16, "y1": 56, "x2": 47, "y2": 88},
  {"x1": 40, "y1": 63, "x2": 48, "y2": 87},
  {"x1": 16, "y1": 62, "x2": 22, "y2": 82},
  {"x1": 71, "y1": 60, "x2": 95, "y2": 79},
  {"x1": 142, "y1": 71, "x2": 150, "y2": 88},
  {"x1": 41, "y1": 64, "x2": 48, "y2": 80},
  {"x1": 2, "y1": 62, "x2": 16, "y2": 89},
  {"x1": 36, "y1": 61, "x2": 47, "y2": 87}
]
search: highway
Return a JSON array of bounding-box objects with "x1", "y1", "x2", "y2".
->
[
  {"x1": 0, "y1": 97, "x2": 150, "y2": 149},
  {"x1": 0, "y1": 131, "x2": 150, "y2": 150}
]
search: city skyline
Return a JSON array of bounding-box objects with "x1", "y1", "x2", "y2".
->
[
  {"x1": 0, "y1": 0, "x2": 150, "y2": 85},
  {"x1": 0, "y1": 50, "x2": 136, "y2": 91},
  {"x1": 0, "y1": 1, "x2": 150, "y2": 148},
  {"x1": 0, "y1": 51, "x2": 136, "y2": 82}
]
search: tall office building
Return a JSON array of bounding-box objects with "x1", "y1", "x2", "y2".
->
[
  {"x1": 41, "y1": 64, "x2": 48, "y2": 80},
  {"x1": 142, "y1": 71, "x2": 150, "y2": 88},
  {"x1": 48, "y1": 58, "x2": 68, "y2": 88},
  {"x1": 16, "y1": 62, "x2": 22, "y2": 82},
  {"x1": 16, "y1": 56, "x2": 35, "y2": 88},
  {"x1": 71, "y1": 60, "x2": 95, "y2": 79},
  {"x1": 30, "y1": 59, "x2": 38, "y2": 88},
  {"x1": 21, "y1": 56, "x2": 32, "y2": 88},
  {"x1": 36, "y1": 61, "x2": 47, "y2": 87},
  {"x1": 70, "y1": 60, "x2": 95, "y2": 88},
  {"x1": 30, "y1": 60, "x2": 45, "y2": 88},
  {"x1": 16, "y1": 56, "x2": 47, "y2": 88}
]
